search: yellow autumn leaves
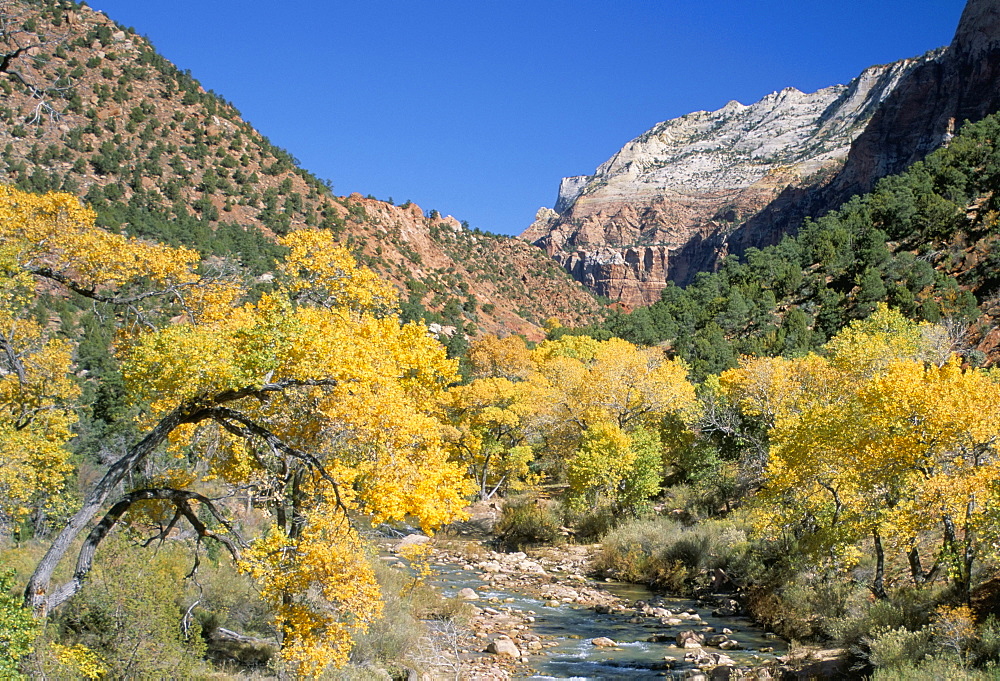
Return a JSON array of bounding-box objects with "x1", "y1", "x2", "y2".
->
[
  {"x1": 721, "y1": 305, "x2": 1000, "y2": 596},
  {"x1": 0, "y1": 186, "x2": 470, "y2": 675},
  {"x1": 0, "y1": 184, "x2": 198, "y2": 291},
  {"x1": 446, "y1": 333, "x2": 698, "y2": 510},
  {"x1": 6, "y1": 183, "x2": 1000, "y2": 674}
]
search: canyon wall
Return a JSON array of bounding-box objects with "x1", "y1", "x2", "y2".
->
[{"x1": 525, "y1": 0, "x2": 1000, "y2": 307}]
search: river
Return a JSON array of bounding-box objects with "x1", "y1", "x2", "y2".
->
[{"x1": 426, "y1": 548, "x2": 786, "y2": 680}]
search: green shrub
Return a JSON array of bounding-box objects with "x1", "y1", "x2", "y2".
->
[
  {"x1": 594, "y1": 516, "x2": 752, "y2": 593},
  {"x1": 0, "y1": 570, "x2": 38, "y2": 679},
  {"x1": 50, "y1": 534, "x2": 210, "y2": 678},
  {"x1": 346, "y1": 558, "x2": 470, "y2": 679},
  {"x1": 871, "y1": 657, "x2": 999, "y2": 680},
  {"x1": 973, "y1": 615, "x2": 1000, "y2": 666},
  {"x1": 348, "y1": 562, "x2": 425, "y2": 671},
  {"x1": 564, "y1": 503, "x2": 618, "y2": 541},
  {"x1": 864, "y1": 626, "x2": 935, "y2": 671},
  {"x1": 493, "y1": 497, "x2": 562, "y2": 550},
  {"x1": 828, "y1": 587, "x2": 939, "y2": 652}
]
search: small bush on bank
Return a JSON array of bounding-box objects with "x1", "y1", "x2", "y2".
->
[
  {"x1": 342, "y1": 557, "x2": 471, "y2": 679},
  {"x1": 46, "y1": 534, "x2": 211, "y2": 679},
  {"x1": 563, "y1": 503, "x2": 619, "y2": 541},
  {"x1": 347, "y1": 562, "x2": 426, "y2": 674},
  {"x1": 865, "y1": 625, "x2": 935, "y2": 670},
  {"x1": 973, "y1": 615, "x2": 1000, "y2": 667},
  {"x1": 870, "y1": 656, "x2": 1000, "y2": 680},
  {"x1": 493, "y1": 497, "x2": 562, "y2": 550},
  {"x1": 594, "y1": 516, "x2": 752, "y2": 593},
  {"x1": 828, "y1": 591, "x2": 936, "y2": 650}
]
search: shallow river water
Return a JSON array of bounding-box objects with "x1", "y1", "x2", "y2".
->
[{"x1": 429, "y1": 561, "x2": 785, "y2": 680}]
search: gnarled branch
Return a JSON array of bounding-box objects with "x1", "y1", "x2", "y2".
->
[
  {"x1": 25, "y1": 377, "x2": 337, "y2": 615},
  {"x1": 205, "y1": 406, "x2": 348, "y2": 516},
  {"x1": 45, "y1": 488, "x2": 245, "y2": 612}
]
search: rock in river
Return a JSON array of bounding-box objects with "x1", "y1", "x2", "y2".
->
[{"x1": 486, "y1": 637, "x2": 520, "y2": 658}]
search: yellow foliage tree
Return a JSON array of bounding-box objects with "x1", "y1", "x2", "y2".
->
[
  {"x1": 532, "y1": 336, "x2": 697, "y2": 509},
  {"x1": 722, "y1": 306, "x2": 1000, "y2": 600},
  {"x1": 2, "y1": 187, "x2": 472, "y2": 674},
  {"x1": 445, "y1": 334, "x2": 697, "y2": 510},
  {"x1": 444, "y1": 375, "x2": 537, "y2": 499},
  {"x1": 532, "y1": 335, "x2": 697, "y2": 444}
]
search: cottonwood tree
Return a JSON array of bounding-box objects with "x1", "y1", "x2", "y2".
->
[
  {"x1": 722, "y1": 306, "x2": 1000, "y2": 601},
  {"x1": 0, "y1": 186, "x2": 471, "y2": 674},
  {"x1": 445, "y1": 334, "x2": 698, "y2": 511},
  {"x1": 443, "y1": 334, "x2": 540, "y2": 500},
  {"x1": 532, "y1": 335, "x2": 698, "y2": 511}
]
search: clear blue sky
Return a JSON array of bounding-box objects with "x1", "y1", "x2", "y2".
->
[{"x1": 86, "y1": 1, "x2": 968, "y2": 236}]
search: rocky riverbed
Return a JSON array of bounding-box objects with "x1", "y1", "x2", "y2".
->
[{"x1": 386, "y1": 536, "x2": 805, "y2": 680}]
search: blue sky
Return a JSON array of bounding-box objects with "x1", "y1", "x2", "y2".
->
[{"x1": 87, "y1": 1, "x2": 968, "y2": 236}]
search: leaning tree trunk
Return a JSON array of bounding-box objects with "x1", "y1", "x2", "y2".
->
[
  {"x1": 24, "y1": 378, "x2": 337, "y2": 615},
  {"x1": 23, "y1": 403, "x2": 200, "y2": 614}
]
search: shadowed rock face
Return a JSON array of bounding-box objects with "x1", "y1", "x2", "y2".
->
[
  {"x1": 525, "y1": 0, "x2": 1000, "y2": 305},
  {"x1": 833, "y1": 0, "x2": 1000, "y2": 197},
  {"x1": 727, "y1": 0, "x2": 1000, "y2": 261}
]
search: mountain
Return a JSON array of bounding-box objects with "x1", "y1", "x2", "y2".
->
[
  {"x1": 525, "y1": 0, "x2": 1000, "y2": 307},
  {"x1": 561, "y1": 109, "x2": 1000, "y2": 379},
  {"x1": 832, "y1": 0, "x2": 1000, "y2": 196},
  {"x1": 0, "y1": 0, "x2": 602, "y2": 339}
]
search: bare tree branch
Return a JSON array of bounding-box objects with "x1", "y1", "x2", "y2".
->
[
  {"x1": 44, "y1": 488, "x2": 245, "y2": 612},
  {"x1": 25, "y1": 377, "x2": 338, "y2": 615},
  {"x1": 205, "y1": 406, "x2": 349, "y2": 516},
  {"x1": 0, "y1": 328, "x2": 27, "y2": 384}
]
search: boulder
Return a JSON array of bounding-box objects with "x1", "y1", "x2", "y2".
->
[
  {"x1": 677, "y1": 630, "x2": 705, "y2": 648},
  {"x1": 457, "y1": 588, "x2": 479, "y2": 600},
  {"x1": 711, "y1": 599, "x2": 740, "y2": 617},
  {"x1": 486, "y1": 638, "x2": 520, "y2": 658},
  {"x1": 591, "y1": 637, "x2": 618, "y2": 647},
  {"x1": 395, "y1": 534, "x2": 430, "y2": 552},
  {"x1": 705, "y1": 634, "x2": 729, "y2": 647},
  {"x1": 711, "y1": 665, "x2": 737, "y2": 680},
  {"x1": 709, "y1": 652, "x2": 736, "y2": 666}
]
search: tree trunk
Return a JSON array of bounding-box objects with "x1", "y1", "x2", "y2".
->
[
  {"x1": 24, "y1": 378, "x2": 335, "y2": 615},
  {"x1": 908, "y1": 544, "x2": 926, "y2": 585},
  {"x1": 871, "y1": 530, "x2": 888, "y2": 600},
  {"x1": 942, "y1": 514, "x2": 972, "y2": 602},
  {"x1": 24, "y1": 403, "x2": 203, "y2": 614}
]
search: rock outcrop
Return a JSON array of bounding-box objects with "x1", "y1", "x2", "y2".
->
[
  {"x1": 833, "y1": 0, "x2": 1000, "y2": 196},
  {"x1": 523, "y1": 59, "x2": 925, "y2": 306},
  {"x1": 525, "y1": 0, "x2": 1000, "y2": 306},
  {"x1": 727, "y1": 0, "x2": 1000, "y2": 263}
]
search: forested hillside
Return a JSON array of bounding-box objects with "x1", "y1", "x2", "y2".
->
[
  {"x1": 558, "y1": 113, "x2": 1000, "y2": 379},
  {"x1": 0, "y1": 0, "x2": 602, "y2": 340}
]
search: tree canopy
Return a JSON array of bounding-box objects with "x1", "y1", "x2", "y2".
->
[{"x1": 0, "y1": 185, "x2": 471, "y2": 675}]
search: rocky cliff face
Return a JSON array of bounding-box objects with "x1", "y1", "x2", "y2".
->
[
  {"x1": 833, "y1": 0, "x2": 1000, "y2": 197},
  {"x1": 525, "y1": 0, "x2": 999, "y2": 307},
  {"x1": 523, "y1": 60, "x2": 926, "y2": 306}
]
